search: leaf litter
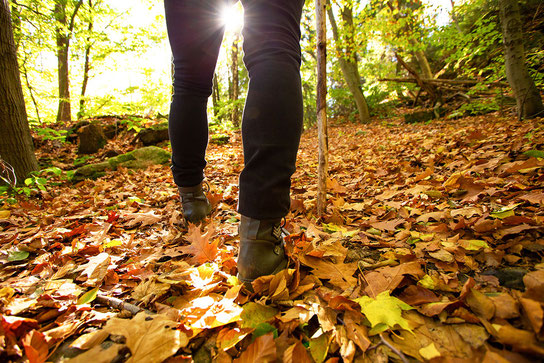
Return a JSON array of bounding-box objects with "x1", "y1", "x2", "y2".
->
[{"x1": 1, "y1": 114, "x2": 544, "y2": 362}]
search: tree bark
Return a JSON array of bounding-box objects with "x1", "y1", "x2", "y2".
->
[
  {"x1": 78, "y1": 0, "x2": 93, "y2": 119},
  {"x1": 316, "y1": 0, "x2": 328, "y2": 217},
  {"x1": 499, "y1": 0, "x2": 543, "y2": 119},
  {"x1": 230, "y1": 33, "x2": 240, "y2": 128},
  {"x1": 212, "y1": 72, "x2": 220, "y2": 119},
  {"x1": 413, "y1": 48, "x2": 433, "y2": 79},
  {"x1": 0, "y1": 0, "x2": 38, "y2": 183},
  {"x1": 55, "y1": 1, "x2": 71, "y2": 122},
  {"x1": 327, "y1": 4, "x2": 371, "y2": 123},
  {"x1": 54, "y1": 0, "x2": 83, "y2": 123}
]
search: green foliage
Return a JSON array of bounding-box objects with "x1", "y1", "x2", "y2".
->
[
  {"x1": 0, "y1": 167, "x2": 72, "y2": 199},
  {"x1": 34, "y1": 127, "x2": 68, "y2": 143}
]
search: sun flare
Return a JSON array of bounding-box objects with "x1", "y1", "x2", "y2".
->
[{"x1": 220, "y1": 2, "x2": 244, "y2": 33}]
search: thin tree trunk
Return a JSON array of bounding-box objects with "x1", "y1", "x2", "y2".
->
[
  {"x1": 21, "y1": 56, "x2": 41, "y2": 123},
  {"x1": 499, "y1": 0, "x2": 543, "y2": 119},
  {"x1": 54, "y1": 0, "x2": 83, "y2": 123},
  {"x1": 212, "y1": 72, "x2": 220, "y2": 119},
  {"x1": 78, "y1": 0, "x2": 93, "y2": 119},
  {"x1": 231, "y1": 33, "x2": 240, "y2": 128},
  {"x1": 0, "y1": 0, "x2": 38, "y2": 183},
  {"x1": 327, "y1": 4, "x2": 371, "y2": 123},
  {"x1": 55, "y1": 1, "x2": 71, "y2": 122},
  {"x1": 413, "y1": 48, "x2": 433, "y2": 79},
  {"x1": 316, "y1": 0, "x2": 328, "y2": 217}
]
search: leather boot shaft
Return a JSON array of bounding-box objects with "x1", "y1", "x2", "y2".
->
[
  {"x1": 178, "y1": 183, "x2": 211, "y2": 224},
  {"x1": 237, "y1": 215, "x2": 287, "y2": 283}
]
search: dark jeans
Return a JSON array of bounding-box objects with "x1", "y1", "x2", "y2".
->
[{"x1": 164, "y1": 0, "x2": 304, "y2": 219}]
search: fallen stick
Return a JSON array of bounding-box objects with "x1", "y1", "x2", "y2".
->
[{"x1": 95, "y1": 294, "x2": 149, "y2": 315}]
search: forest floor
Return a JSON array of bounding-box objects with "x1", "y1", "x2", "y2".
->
[{"x1": 1, "y1": 112, "x2": 544, "y2": 362}]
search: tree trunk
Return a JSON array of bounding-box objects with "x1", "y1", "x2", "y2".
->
[
  {"x1": 78, "y1": 0, "x2": 93, "y2": 119},
  {"x1": 55, "y1": 1, "x2": 71, "y2": 122},
  {"x1": 327, "y1": 4, "x2": 371, "y2": 123},
  {"x1": 499, "y1": 0, "x2": 543, "y2": 119},
  {"x1": 0, "y1": 0, "x2": 38, "y2": 183},
  {"x1": 316, "y1": 0, "x2": 328, "y2": 216},
  {"x1": 230, "y1": 33, "x2": 240, "y2": 128},
  {"x1": 212, "y1": 72, "x2": 220, "y2": 119},
  {"x1": 413, "y1": 48, "x2": 433, "y2": 79}
]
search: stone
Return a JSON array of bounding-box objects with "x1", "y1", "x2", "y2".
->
[
  {"x1": 137, "y1": 123, "x2": 169, "y2": 146},
  {"x1": 77, "y1": 123, "x2": 106, "y2": 154},
  {"x1": 74, "y1": 146, "x2": 171, "y2": 181}
]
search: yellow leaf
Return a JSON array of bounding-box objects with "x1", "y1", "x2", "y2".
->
[{"x1": 419, "y1": 342, "x2": 441, "y2": 360}]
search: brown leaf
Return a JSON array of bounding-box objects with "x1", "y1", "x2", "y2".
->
[
  {"x1": 466, "y1": 289, "x2": 495, "y2": 320},
  {"x1": 363, "y1": 261, "x2": 424, "y2": 297},
  {"x1": 519, "y1": 191, "x2": 544, "y2": 205},
  {"x1": 369, "y1": 218, "x2": 404, "y2": 231},
  {"x1": 398, "y1": 285, "x2": 439, "y2": 306},
  {"x1": 299, "y1": 255, "x2": 357, "y2": 290},
  {"x1": 283, "y1": 341, "x2": 312, "y2": 363},
  {"x1": 77, "y1": 252, "x2": 111, "y2": 286},
  {"x1": 180, "y1": 222, "x2": 218, "y2": 264},
  {"x1": 234, "y1": 333, "x2": 276, "y2": 363},
  {"x1": 124, "y1": 210, "x2": 162, "y2": 227},
  {"x1": 103, "y1": 312, "x2": 188, "y2": 363},
  {"x1": 489, "y1": 293, "x2": 520, "y2": 320},
  {"x1": 519, "y1": 298, "x2": 544, "y2": 335},
  {"x1": 523, "y1": 270, "x2": 544, "y2": 302}
]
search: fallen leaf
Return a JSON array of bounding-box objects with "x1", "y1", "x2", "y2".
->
[
  {"x1": 355, "y1": 291, "x2": 413, "y2": 334},
  {"x1": 234, "y1": 333, "x2": 276, "y2": 363},
  {"x1": 21, "y1": 330, "x2": 48, "y2": 363},
  {"x1": 180, "y1": 223, "x2": 218, "y2": 264},
  {"x1": 283, "y1": 340, "x2": 312, "y2": 363},
  {"x1": 102, "y1": 312, "x2": 188, "y2": 363}
]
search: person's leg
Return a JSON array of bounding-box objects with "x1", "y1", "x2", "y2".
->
[
  {"x1": 238, "y1": 0, "x2": 305, "y2": 219},
  {"x1": 237, "y1": 0, "x2": 305, "y2": 282},
  {"x1": 164, "y1": 0, "x2": 225, "y2": 188}
]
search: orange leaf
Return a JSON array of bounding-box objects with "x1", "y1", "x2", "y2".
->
[
  {"x1": 234, "y1": 333, "x2": 277, "y2": 363},
  {"x1": 21, "y1": 330, "x2": 48, "y2": 363},
  {"x1": 180, "y1": 222, "x2": 218, "y2": 264}
]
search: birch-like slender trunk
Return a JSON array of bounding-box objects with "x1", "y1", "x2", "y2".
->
[{"x1": 316, "y1": 0, "x2": 328, "y2": 216}]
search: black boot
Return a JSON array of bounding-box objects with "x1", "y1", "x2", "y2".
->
[
  {"x1": 237, "y1": 215, "x2": 288, "y2": 284},
  {"x1": 178, "y1": 182, "x2": 211, "y2": 224}
]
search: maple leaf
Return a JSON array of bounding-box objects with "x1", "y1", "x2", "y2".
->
[
  {"x1": 299, "y1": 255, "x2": 357, "y2": 290},
  {"x1": 234, "y1": 333, "x2": 277, "y2": 363},
  {"x1": 123, "y1": 210, "x2": 162, "y2": 228},
  {"x1": 180, "y1": 222, "x2": 218, "y2": 264},
  {"x1": 355, "y1": 291, "x2": 413, "y2": 334}
]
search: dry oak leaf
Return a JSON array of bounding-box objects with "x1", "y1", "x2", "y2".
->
[
  {"x1": 131, "y1": 277, "x2": 171, "y2": 304},
  {"x1": 124, "y1": 210, "x2": 162, "y2": 228},
  {"x1": 369, "y1": 218, "x2": 404, "y2": 232},
  {"x1": 519, "y1": 191, "x2": 544, "y2": 205},
  {"x1": 77, "y1": 252, "x2": 111, "y2": 286},
  {"x1": 519, "y1": 297, "x2": 544, "y2": 335},
  {"x1": 523, "y1": 270, "x2": 544, "y2": 302},
  {"x1": 180, "y1": 222, "x2": 218, "y2": 264},
  {"x1": 234, "y1": 332, "x2": 277, "y2": 363},
  {"x1": 363, "y1": 261, "x2": 424, "y2": 297},
  {"x1": 299, "y1": 255, "x2": 357, "y2": 290},
  {"x1": 102, "y1": 312, "x2": 188, "y2": 363}
]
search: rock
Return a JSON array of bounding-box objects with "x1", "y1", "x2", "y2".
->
[
  {"x1": 136, "y1": 122, "x2": 169, "y2": 146},
  {"x1": 102, "y1": 121, "x2": 125, "y2": 139},
  {"x1": 78, "y1": 123, "x2": 106, "y2": 154},
  {"x1": 74, "y1": 146, "x2": 171, "y2": 181},
  {"x1": 482, "y1": 267, "x2": 528, "y2": 290},
  {"x1": 210, "y1": 134, "x2": 230, "y2": 145}
]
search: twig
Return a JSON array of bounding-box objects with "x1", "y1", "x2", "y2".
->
[
  {"x1": 95, "y1": 295, "x2": 149, "y2": 315},
  {"x1": 379, "y1": 334, "x2": 409, "y2": 363}
]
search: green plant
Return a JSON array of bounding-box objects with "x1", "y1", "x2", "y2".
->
[
  {"x1": 0, "y1": 167, "x2": 70, "y2": 199},
  {"x1": 35, "y1": 127, "x2": 67, "y2": 142}
]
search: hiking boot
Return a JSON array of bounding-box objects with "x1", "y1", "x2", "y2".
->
[
  {"x1": 178, "y1": 182, "x2": 211, "y2": 224},
  {"x1": 237, "y1": 215, "x2": 288, "y2": 284}
]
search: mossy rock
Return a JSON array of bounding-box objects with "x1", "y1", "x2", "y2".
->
[
  {"x1": 137, "y1": 122, "x2": 169, "y2": 145},
  {"x1": 74, "y1": 146, "x2": 171, "y2": 181}
]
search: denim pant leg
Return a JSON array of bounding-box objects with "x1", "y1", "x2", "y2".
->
[
  {"x1": 164, "y1": 0, "x2": 225, "y2": 187},
  {"x1": 237, "y1": 0, "x2": 305, "y2": 219}
]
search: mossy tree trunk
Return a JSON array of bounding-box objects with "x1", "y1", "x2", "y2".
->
[{"x1": 499, "y1": 0, "x2": 543, "y2": 119}]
